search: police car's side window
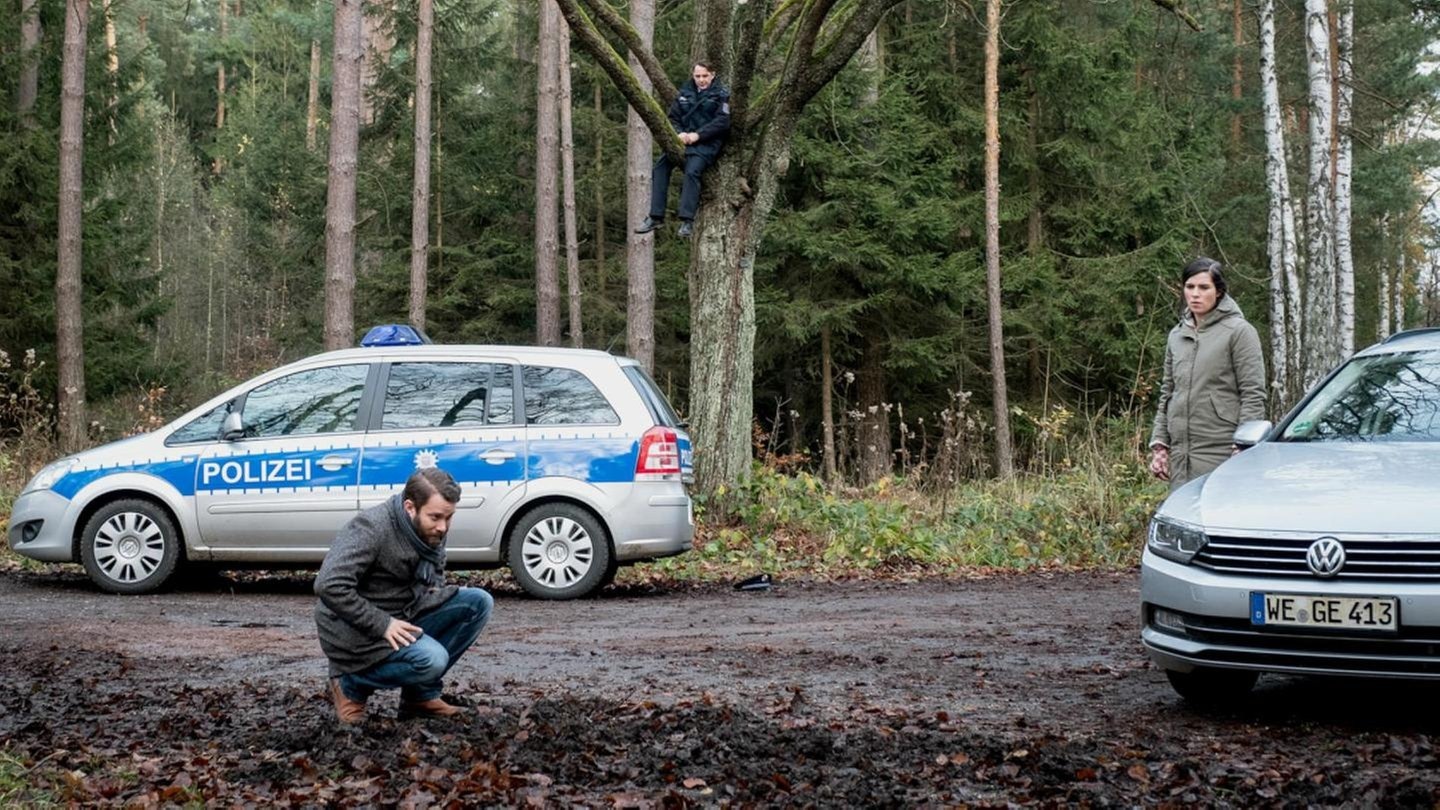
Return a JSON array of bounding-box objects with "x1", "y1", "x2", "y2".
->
[
  {"x1": 522, "y1": 365, "x2": 619, "y2": 425},
  {"x1": 488, "y1": 364, "x2": 515, "y2": 425},
  {"x1": 167, "y1": 400, "x2": 236, "y2": 445},
  {"x1": 383, "y1": 363, "x2": 492, "y2": 430},
  {"x1": 242, "y1": 365, "x2": 369, "y2": 437}
]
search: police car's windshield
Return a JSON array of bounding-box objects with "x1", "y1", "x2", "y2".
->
[{"x1": 1282, "y1": 350, "x2": 1440, "y2": 442}]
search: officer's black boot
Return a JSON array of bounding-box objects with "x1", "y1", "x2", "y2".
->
[{"x1": 634, "y1": 217, "x2": 663, "y2": 235}]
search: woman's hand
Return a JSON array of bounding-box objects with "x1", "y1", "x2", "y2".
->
[{"x1": 1149, "y1": 446, "x2": 1170, "y2": 481}]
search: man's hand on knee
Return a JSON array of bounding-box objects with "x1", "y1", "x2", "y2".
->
[{"x1": 384, "y1": 618, "x2": 423, "y2": 650}]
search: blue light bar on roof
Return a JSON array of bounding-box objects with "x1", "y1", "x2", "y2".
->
[{"x1": 360, "y1": 324, "x2": 432, "y2": 347}]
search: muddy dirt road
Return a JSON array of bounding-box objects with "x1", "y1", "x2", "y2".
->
[{"x1": 3, "y1": 569, "x2": 1440, "y2": 805}]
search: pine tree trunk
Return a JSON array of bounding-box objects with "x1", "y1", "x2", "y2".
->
[
  {"x1": 984, "y1": 0, "x2": 1014, "y2": 477},
  {"x1": 57, "y1": 0, "x2": 90, "y2": 453},
  {"x1": 306, "y1": 35, "x2": 322, "y2": 151},
  {"x1": 104, "y1": 0, "x2": 118, "y2": 144},
  {"x1": 18, "y1": 0, "x2": 40, "y2": 125},
  {"x1": 1333, "y1": 0, "x2": 1355, "y2": 357},
  {"x1": 534, "y1": 0, "x2": 562, "y2": 347},
  {"x1": 593, "y1": 81, "x2": 606, "y2": 300},
  {"x1": 820, "y1": 324, "x2": 837, "y2": 483},
  {"x1": 215, "y1": 0, "x2": 227, "y2": 173},
  {"x1": 323, "y1": 0, "x2": 364, "y2": 350},
  {"x1": 1259, "y1": 0, "x2": 1299, "y2": 406},
  {"x1": 1302, "y1": 0, "x2": 1337, "y2": 387},
  {"x1": 1230, "y1": 0, "x2": 1243, "y2": 154},
  {"x1": 1026, "y1": 65, "x2": 1043, "y2": 253},
  {"x1": 625, "y1": 0, "x2": 656, "y2": 370},
  {"x1": 856, "y1": 335, "x2": 892, "y2": 484},
  {"x1": 1378, "y1": 215, "x2": 1392, "y2": 338},
  {"x1": 407, "y1": 0, "x2": 434, "y2": 331},
  {"x1": 559, "y1": 23, "x2": 583, "y2": 348}
]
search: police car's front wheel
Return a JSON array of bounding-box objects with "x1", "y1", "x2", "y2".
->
[
  {"x1": 507, "y1": 504, "x2": 612, "y2": 599},
  {"x1": 80, "y1": 499, "x2": 182, "y2": 595}
]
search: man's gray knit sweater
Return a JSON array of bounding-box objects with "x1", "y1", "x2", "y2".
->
[{"x1": 314, "y1": 500, "x2": 459, "y2": 676}]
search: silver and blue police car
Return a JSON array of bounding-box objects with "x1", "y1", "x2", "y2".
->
[
  {"x1": 1142, "y1": 328, "x2": 1440, "y2": 702},
  {"x1": 8, "y1": 326, "x2": 695, "y2": 599}
]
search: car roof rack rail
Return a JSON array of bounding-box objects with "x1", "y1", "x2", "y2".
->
[{"x1": 1381, "y1": 327, "x2": 1440, "y2": 344}]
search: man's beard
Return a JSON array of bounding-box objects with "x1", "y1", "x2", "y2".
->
[{"x1": 411, "y1": 515, "x2": 446, "y2": 546}]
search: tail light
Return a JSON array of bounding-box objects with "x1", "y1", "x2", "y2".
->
[{"x1": 635, "y1": 426, "x2": 681, "y2": 481}]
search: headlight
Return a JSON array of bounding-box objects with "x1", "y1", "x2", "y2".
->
[
  {"x1": 21, "y1": 458, "x2": 77, "y2": 494},
  {"x1": 1147, "y1": 516, "x2": 1208, "y2": 564}
]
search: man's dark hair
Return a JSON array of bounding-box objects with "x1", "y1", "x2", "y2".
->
[
  {"x1": 1182, "y1": 256, "x2": 1228, "y2": 301},
  {"x1": 693, "y1": 60, "x2": 716, "y2": 74},
  {"x1": 403, "y1": 467, "x2": 461, "y2": 507}
]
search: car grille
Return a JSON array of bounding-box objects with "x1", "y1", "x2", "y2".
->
[
  {"x1": 1194, "y1": 535, "x2": 1440, "y2": 581},
  {"x1": 1155, "y1": 609, "x2": 1440, "y2": 677}
]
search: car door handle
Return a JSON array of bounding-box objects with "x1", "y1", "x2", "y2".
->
[
  {"x1": 478, "y1": 449, "x2": 516, "y2": 464},
  {"x1": 318, "y1": 455, "x2": 355, "y2": 471}
]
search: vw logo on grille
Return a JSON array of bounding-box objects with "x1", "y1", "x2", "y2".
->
[{"x1": 1306, "y1": 537, "x2": 1346, "y2": 577}]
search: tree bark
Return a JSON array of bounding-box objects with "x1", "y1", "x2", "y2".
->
[
  {"x1": 820, "y1": 323, "x2": 837, "y2": 483},
  {"x1": 983, "y1": 0, "x2": 1014, "y2": 477},
  {"x1": 856, "y1": 334, "x2": 891, "y2": 484},
  {"x1": 625, "y1": 0, "x2": 656, "y2": 371},
  {"x1": 306, "y1": 34, "x2": 322, "y2": 151},
  {"x1": 1259, "y1": 0, "x2": 1300, "y2": 406},
  {"x1": 560, "y1": 22, "x2": 584, "y2": 347},
  {"x1": 593, "y1": 81, "x2": 607, "y2": 301},
  {"x1": 407, "y1": 0, "x2": 434, "y2": 331},
  {"x1": 1302, "y1": 0, "x2": 1337, "y2": 388},
  {"x1": 534, "y1": 0, "x2": 563, "y2": 346},
  {"x1": 1025, "y1": 64, "x2": 1042, "y2": 253},
  {"x1": 104, "y1": 0, "x2": 118, "y2": 143},
  {"x1": 1230, "y1": 0, "x2": 1243, "y2": 154},
  {"x1": 1333, "y1": 0, "x2": 1355, "y2": 357},
  {"x1": 1378, "y1": 214, "x2": 1392, "y2": 338},
  {"x1": 215, "y1": 0, "x2": 227, "y2": 172},
  {"x1": 57, "y1": 0, "x2": 90, "y2": 453},
  {"x1": 19, "y1": 0, "x2": 41, "y2": 126},
  {"x1": 323, "y1": 0, "x2": 364, "y2": 350}
]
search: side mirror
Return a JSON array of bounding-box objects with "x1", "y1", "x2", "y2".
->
[
  {"x1": 221, "y1": 411, "x2": 246, "y2": 442},
  {"x1": 1232, "y1": 420, "x2": 1273, "y2": 450}
]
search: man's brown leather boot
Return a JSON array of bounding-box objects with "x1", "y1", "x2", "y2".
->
[
  {"x1": 398, "y1": 697, "x2": 467, "y2": 720},
  {"x1": 329, "y1": 678, "x2": 367, "y2": 724}
]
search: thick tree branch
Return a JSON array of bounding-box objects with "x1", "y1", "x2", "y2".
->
[
  {"x1": 1147, "y1": 0, "x2": 1202, "y2": 31},
  {"x1": 730, "y1": 0, "x2": 776, "y2": 129},
  {"x1": 575, "y1": 0, "x2": 677, "y2": 106},
  {"x1": 796, "y1": 0, "x2": 904, "y2": 109},
  {"x1": 553, "y1": 0, "x2": 684, "y2": 162}
]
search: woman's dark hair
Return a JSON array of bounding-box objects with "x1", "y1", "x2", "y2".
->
[
  {"x1": 1182, "y1": 256, "x2": 1228, "y2": 301},
  {"x1": 404, "y1": 467, "x2": 461, "y2": 507}
]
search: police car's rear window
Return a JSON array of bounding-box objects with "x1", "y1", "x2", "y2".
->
[
  {"x1": 383, "y1": 363, "x2": 496, "y2": 429},
  {"x1": 523, "y1": 366, "x2": 619, "y2": 425},
  {"x1": 623, "y1": 365, "x2": 682, "y2": 428}
]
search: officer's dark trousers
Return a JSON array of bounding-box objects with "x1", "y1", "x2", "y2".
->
[{"x1": 650, "y1": 153, "x2": 713, "y2": 222}]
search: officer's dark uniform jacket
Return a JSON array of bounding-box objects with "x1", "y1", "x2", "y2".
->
[{"x1": 668, "y1": 79, "x2": 730, "y2": 158}]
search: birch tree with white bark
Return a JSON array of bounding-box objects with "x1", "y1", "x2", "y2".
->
[
  {"x1": 1259, "y1": 0, "x2": 1300, "y2": 403},
  {"x1": 1333, "y1": 0, "x2": 1355, "y2": 357},
  {"x1": 1302, "y1": 0, "x2": 1338, "y2": 387}
]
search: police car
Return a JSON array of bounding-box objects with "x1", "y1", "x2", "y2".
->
[{"x1": 8, "y1": 326, "x2": 695, "y2": 599}]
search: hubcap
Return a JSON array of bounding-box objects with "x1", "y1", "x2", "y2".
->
[
  {"x1": 93, "y1": 512, "x2": 166, "y2": 584},
  {"x1": 521, "y1": 516, "x2": 594, "y2": 589}
]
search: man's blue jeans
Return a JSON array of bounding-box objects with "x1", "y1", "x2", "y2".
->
[{"x1": 338, "y1": 587, "x2": 493, "y2": 704}]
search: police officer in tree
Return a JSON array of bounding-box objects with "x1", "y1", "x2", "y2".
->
[
  {"x1": 315, "y1": 467, "x2": 494, "y2": 723},
  {"x1": 634, "y1": 61, "x2": 731, "y2": 239}
]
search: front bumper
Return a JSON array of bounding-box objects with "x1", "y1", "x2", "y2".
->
[
  {"x1": 6, "y1": 489, "x2": 77, "y2": 562},
  {"x1": 1141, "y1": 549, "x2": 1440, "y2": 679}
]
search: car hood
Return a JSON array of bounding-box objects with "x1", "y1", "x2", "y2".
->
[{"x1": 1193, "y1": 441, "x2": 1440, "y2": 534}]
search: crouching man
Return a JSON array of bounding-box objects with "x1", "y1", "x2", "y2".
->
[{"x1": 315, "y1": 467, "x2": 493, "y2": 723}]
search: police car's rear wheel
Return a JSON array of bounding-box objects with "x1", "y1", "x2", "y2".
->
[
  {"x1": 507, "y1": 504, "x2": 611, "y2": 600},
  {"x1": 80, "y1": 499, "x2": 181, "y2": 595}
]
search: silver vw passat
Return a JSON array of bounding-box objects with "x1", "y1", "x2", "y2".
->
[{"x1": 1142, "y1": 328, "x2": 1440, "y2": 702}]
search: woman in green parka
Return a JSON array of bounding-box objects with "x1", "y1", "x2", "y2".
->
[{"x1": 1148, "y1": 257, "x2": 1267, "y2": 490}]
